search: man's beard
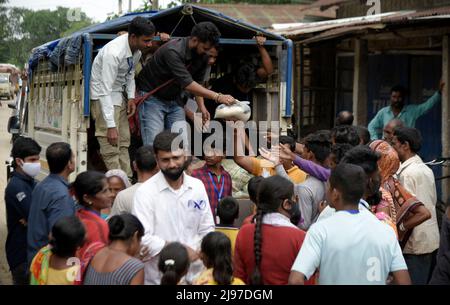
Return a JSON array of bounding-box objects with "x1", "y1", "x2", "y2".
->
[
  {"x1": 392, "y1": 101, "x2": 404, "y2": 109},
  {"x1": 161, "y1": 167, "x2": 184, "y2": 181}
]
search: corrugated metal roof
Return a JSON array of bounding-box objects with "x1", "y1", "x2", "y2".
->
[
  {"x1": 196, "y1": 4, "x2": 335, "y2": 28},
  {"x1": 273, "y1": 6, "x2": 450, "y2": 39}
]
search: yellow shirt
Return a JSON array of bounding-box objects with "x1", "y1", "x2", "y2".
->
[
  {"x1": 46, "y1": 265, "x2": 80, "y2": 285},
  {"x1": 251, "y1": 158, "x2": 307, "y2": 183},
  {"x1": 193, "y1": 269, "x2": 245, "y2": 285},
  {"x1": 216, "y1": 227, "x2": 239, "y2": 256}
]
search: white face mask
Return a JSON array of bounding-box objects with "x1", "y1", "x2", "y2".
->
[{"x1": 22, "y1": 162, "x2": 41, "y2": 177}]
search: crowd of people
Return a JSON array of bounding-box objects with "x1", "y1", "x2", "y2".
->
[{"x1": 3, "y1": 16, "x2": 450, "y2": 286}]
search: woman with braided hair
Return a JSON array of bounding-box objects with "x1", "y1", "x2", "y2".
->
[{"x1": 233, "y1": 176, "x2": 312, "y2": 285}]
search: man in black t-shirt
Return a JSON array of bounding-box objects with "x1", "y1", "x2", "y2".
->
[{"x1": 136, "y1": 22, "x2": 236, "y2": 147}]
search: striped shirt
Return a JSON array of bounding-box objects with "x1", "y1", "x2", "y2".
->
[{"x1": 83, "y1": 258, "x2": 144, "y2": 285}]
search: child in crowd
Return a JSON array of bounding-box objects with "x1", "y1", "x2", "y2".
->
[
  {"x1": 191, "y1": 145, "x2": 232, "y2": 223},
  {"x1": 216, "y1": 197, "x2": 240, "y2": 255},
  {"x1": 158, "y1": 242, "x2": 190, "y2": 285},
  {"x1": 234, "y1": 176, "x2": 310, "y2": 285},
  {"x1": 83, "y1": 213, "x2": 145, "y2": 285},
  {"x1": 30, "y1": 216, "x2": 85, "y2": 285},
  {"x1": 194, "y1": 232, "x2": 244, "y2": 285},
  {"x1": 242, "y1": 176, "x2": 264, "y2": 225}
]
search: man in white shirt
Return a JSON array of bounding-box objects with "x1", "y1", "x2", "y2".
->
[
  {"x1": 289, "y1": 163, "x2": 411, "y2": 285},
  {"x1": 132, "y1": 131, "x2": 215, "y2": 284},
  {"x1": 90, "y1": 17, "x2": 155, "y2": 177},
  {"x1": 108, "y1": 145, "x2": 158, "y2": 218},
  {"x1": 392, "y1": 126, "x2": 440, "y2": 284}
]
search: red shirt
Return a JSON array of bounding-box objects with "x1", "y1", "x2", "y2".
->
[
  {"x1": 234, "y1": 223, "x2": 312, "y2": 285},
  {"x1": 191, "y1": 165, "x2": 232, "y2": 220}
]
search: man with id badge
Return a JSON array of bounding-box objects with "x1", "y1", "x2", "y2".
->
[
  {"x1": 192, "y1": 144, "x2": 232, "y2": 223},
  {"x1": 90, "y1": 17, "x2": 155, "y2": 177}
]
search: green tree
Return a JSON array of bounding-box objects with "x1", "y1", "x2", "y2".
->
[{"x1": 0, "y1": 6, "x2": 94, "y2": 68}]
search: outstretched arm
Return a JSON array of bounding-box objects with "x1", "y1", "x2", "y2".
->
[{"x1": 255, "y1": 35, "x2": 273, "y2": 80}]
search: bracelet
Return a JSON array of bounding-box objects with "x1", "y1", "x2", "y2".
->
[
  {"x1": 399, "y1": 222, "x2": 406, "y2": 232},
  {"x1": 215, "y1": 93, "x2": 222, "y2": 103}
]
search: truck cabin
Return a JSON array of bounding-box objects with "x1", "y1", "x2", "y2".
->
[{"x1": 21, "y1": 4, "x2": 292, "y2": 178}]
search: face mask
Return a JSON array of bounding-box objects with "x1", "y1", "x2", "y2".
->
[{"x1": 22, "y1": 162, "x2": 41, "y2": 177}]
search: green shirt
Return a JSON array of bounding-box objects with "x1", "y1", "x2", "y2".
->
[{"x1": 368, "y1": 91, "x2": 441, "y2": 140}]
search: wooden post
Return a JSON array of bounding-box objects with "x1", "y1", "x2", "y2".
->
[
  {"x1": 352, "y1": 39, "x2": 368, "y2": 126},
  {"x1": 442, "y1": 36, "x2": 450, "y2": 205}
]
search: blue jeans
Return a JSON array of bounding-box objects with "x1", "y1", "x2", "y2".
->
[{"x1": 138, "y1": 94, "x2": 188, "y2": 147}]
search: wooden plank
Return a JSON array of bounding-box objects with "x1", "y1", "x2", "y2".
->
[
  {"x1": 442, "y1": 35, "x2": 450, "y2": 205},
  {"x1": 352, "y1": 39, "x2": 368, "y2": 126}
]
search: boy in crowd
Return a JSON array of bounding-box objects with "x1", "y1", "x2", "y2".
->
[
  {"x1": 289, "y1": 163, "x2": 411, "y2": 285},
  {"x1": 215, "y1": 196, "x2": 240, "y2": 255},
  {"x1": 191, "y1": 144, "x2": 232, "y2": 223}
]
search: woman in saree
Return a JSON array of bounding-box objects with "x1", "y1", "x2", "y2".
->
[
  {"x1": 73, "y1": 171, "x2": 115, "y2": 278},
  {"x1": 369, "y1": 140, "x2": 431, "y2": 247}
]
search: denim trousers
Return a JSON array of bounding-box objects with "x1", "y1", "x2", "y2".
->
[{"x1": 138, "y1": 94, "x2": 188, "y2": 147}]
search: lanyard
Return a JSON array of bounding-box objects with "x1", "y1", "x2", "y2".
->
[
  {"x1": 127, "y1": 57, "x2": 134, "y2": 74},
  {"x1": 208, "y1": 172, "x2": 225, "y2": 202}
]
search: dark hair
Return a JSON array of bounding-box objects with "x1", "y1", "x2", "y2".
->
[
  {"x1": 108, "y1": 213, "x2": 144, "y2": 242},
  {"x1": 191, "y1": 21, "x2": 221, "y2": 46},
  {"x1": 279, "y1": 135, "x2": 296, "y2": 152},
  {"x1": 331, "y1": 143, "x2": 353, "y2": 164},
  {"x1": 11, "y1": 136, "x2": 41, "y2": 168},
  {"x1": 340, "y1": 145, "x2": 380, "y2": 175},
  {"x1": 391, "y1": 85, "x2": 407, "y2": 96},
  {"x1": 393, "y1": 127, "x2": 422, "y2": 153},
  {"x1": 235, "y1": 63, "x2": 257, "y2": 89},
  {"x1": 331, "y1": 125, "x2": 360, "y2": 146},
  {"x1": 153, "y1": 130, "x2": 184, "y2": 155},
  {"x1": 252, "y1": 176, "x2": 294, "y2": 285},
  {"x1": 330, "y1": 163, "x2": 366, "y2": 205},
  {"x1": 158, "y1": 242, "x2": 190, "y2": 285},
  {"x1": 72, "y1": 171, "x2": 107, "y2": 207},
  {"x1": 46, "y1": 142, "x2": 72, "y2": 174},
  {"x1": 217, "y1": 197, "x2": 239, "y2": 226},
  {"x1": 49, "y1": 216, "x2": 85, "y2": 258},
  {"x1": 135, "y1": 145, "x2": 157, "y2": 172},
  {"x1": 355, "y1": 125, "x2": 371, "y2": 145},
  {"x1": 304, "y1": 132, "x2": 332, "y2": 164},
  {"x1": 201, "y1": 232, "x2": 234, "y2": 285},
  {"x1": 336, "y1": 111, "x2": 354, "y2": 126},
  {"x1": 128, "y1": 16, "x2": 155, "y2": 37},
  {"x1": 248, "y1": 176, "x2": 264, "y2": 204}
]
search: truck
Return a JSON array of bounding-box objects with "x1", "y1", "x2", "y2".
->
[
  {"x1": 0, "y1": 64, "x2": 20, "y2": 100},
  {"x1": 8, "y1": 4, "x2": 294, "y2": 181},
  {"x1": 0, "y1": 72, "x2": 13, "y2": 99}
]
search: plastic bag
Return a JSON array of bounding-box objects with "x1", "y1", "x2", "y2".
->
[{"x1": 214, "y1": 101, "x2": 251, "y2": 122}]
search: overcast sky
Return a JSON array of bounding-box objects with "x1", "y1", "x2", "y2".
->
[{"x1": 7, "y1": 0, "x2": 174, "y2": 22}]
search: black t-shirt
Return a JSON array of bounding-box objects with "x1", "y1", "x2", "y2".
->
[{"x1": 136, "y1": 37, "x2": 208, "y2": 103}]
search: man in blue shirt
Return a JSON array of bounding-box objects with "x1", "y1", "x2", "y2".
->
[
  {"x1": 4, "y1": 137, "x2": 41, "y2": 284},
  {"x1": 368, "y1": 82, "x2": 444, "y2": 140},
  {"x1": 27, "y1": 142, "x2": 76, "y2": 266}
]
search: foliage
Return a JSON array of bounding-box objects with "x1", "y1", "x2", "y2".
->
[{"x1": 0, "y1": 5, "x2": 94, "y2": 69}]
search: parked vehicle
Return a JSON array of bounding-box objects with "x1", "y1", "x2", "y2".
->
[{"x1": 8, "y1": 5, "x2": 293, "y2": 180}]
